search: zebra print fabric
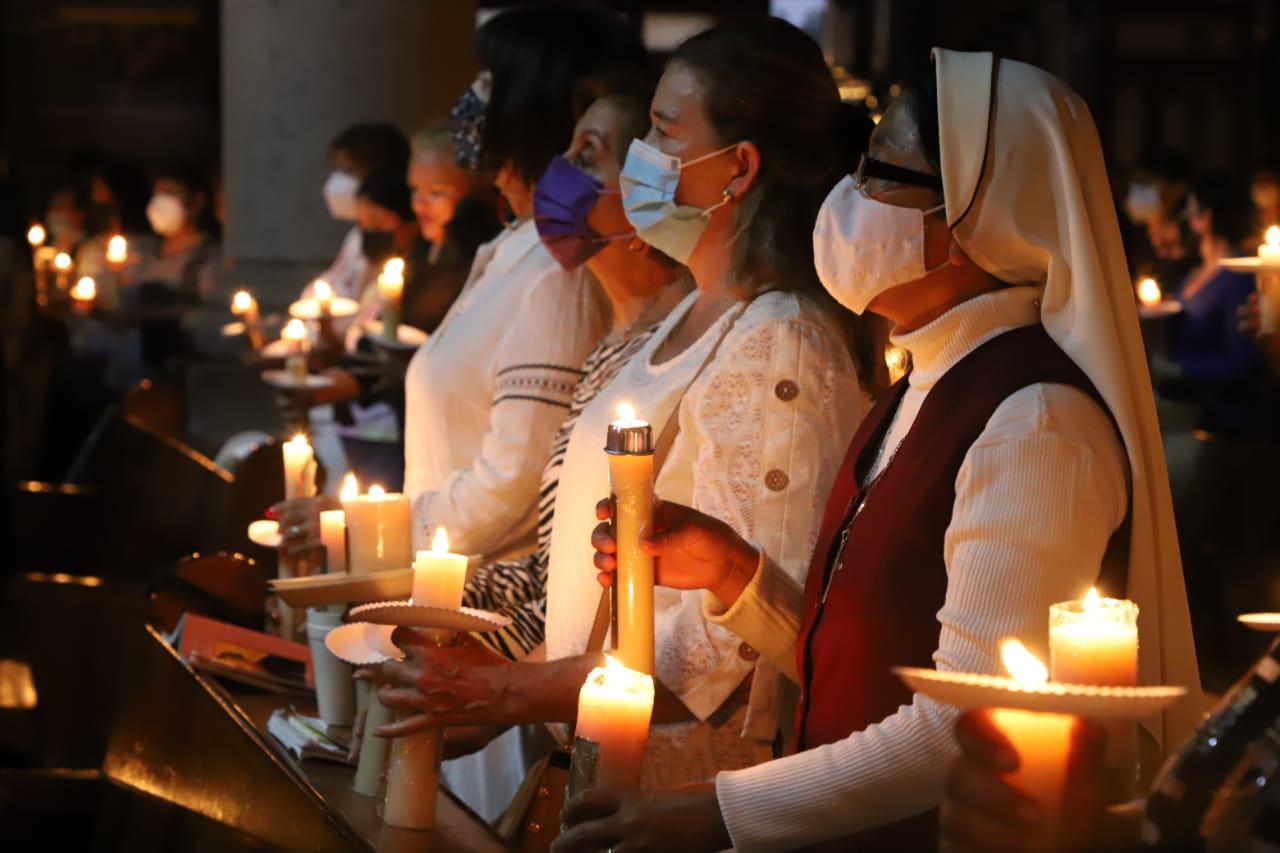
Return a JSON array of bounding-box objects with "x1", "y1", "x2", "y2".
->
[{"x1": 464, "y1": 325, "x2": 658, "y2": 659}]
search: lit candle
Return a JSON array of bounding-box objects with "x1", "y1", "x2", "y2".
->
[
  {"x1": 378, "y1": 257, "x2": 405, "y2": 340},
  {"x1": 313, "y1": 279, "x2": 333, "y2": 316},
  {"x1": 1136, "y1": 277, "x2": 1162, "y2": 308},
  {"x1": 53, "y1": 251, "x2": 73, "y2": 292},
  {"x1": 989, "y1": 640, "x2": 1074, "y2": 848},
  {"x1": 106, "y1": 234, "x2": 128, "y2": 267},
  {"x1": 282, "y1": 433, "x2": 316, "y2": 500},
  {"x1": 572, "y1": 655, "x2": 655, "y2": 792},
  {"x1": 341, "y1": 479, "x2": 413, "y2": 575},
  {"x1": 319, "y1": 509, "x2": 346, "y2": 573},
  {"x1": 281, "y1": 318, "x2": 309, "y2": 383},
  {"x1": 885, "y1": 345, "x2": 910, "y2": 385},
  {"x1": 1257, "y1": 227, "x2": 1280, "y2": 334},
  {"x1": 1049, "y1": 588, "x2": 1138, "y2": 686},
  {"x1": 605, "y1": 402, "x2": 655, "y2": 675},
  {"x1": 411, "y1": 527, "x2": 468, "y2": 608},
  {"x1": 27, "y1": 223, "x2": 46, "y2": 248},
  {"x1": 70, "y1": 276, "x2": 96, "y2": 310}
]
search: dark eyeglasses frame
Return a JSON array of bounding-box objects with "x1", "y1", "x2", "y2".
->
[{"x1": 853, "y1": 153, "x2": 944, "y2": 192}]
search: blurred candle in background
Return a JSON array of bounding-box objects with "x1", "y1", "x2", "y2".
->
[
  {"x1": 106, "y1": 234, "x2": 128, "y2": 268},
  {"x1": 1136, "y1": 277, "x2": 1162, "y2": 308},
  {"x1": 282, "y1": 433, "x2": 316, "y2": 500},
  {"x1": 319, "y1": 509, "x2": 347, "y2": 573},
  {"x1": 53, "y1": 251, "x2": 73, "y2": 292}
]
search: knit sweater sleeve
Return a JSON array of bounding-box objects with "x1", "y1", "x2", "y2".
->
[{"x1": 713, "y1": 383, "x2": 1128, "y2": 851}]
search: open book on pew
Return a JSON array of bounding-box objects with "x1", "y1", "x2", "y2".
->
[
  {"x1": 266, "y1": 708, "x2": 354, "y2": 765},
  {"x1": 168, "y1": 612, "x2": 313, "y2": 694}
]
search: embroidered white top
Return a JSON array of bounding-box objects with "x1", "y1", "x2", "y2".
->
[
  {"x1": 403, "y1": 219, "x2": 610, "y2": 558},
  {"x1": 704, "y1": 286, "x2": 1130, "y2": 851},
  {"x1": 545, "y1": 289, "x2": 865, "y2": 788}
]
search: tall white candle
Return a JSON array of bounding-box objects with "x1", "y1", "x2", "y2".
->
[
  {"x1": 378, "y1": 257, "x2": 405, "y2": 340},
  {"x1": 319, "y1": 509, "x2": 346, "y2": 573},
  {"x1": 606, "y1": 402, "x2": 655, "y2": 675},
  {"x1": 341, "y1": 480, "x2": 412, "y2": 574},
  {"x1": 281, "y1": 433, "x2": 316, "y2": 500},
  {"x1": 411, "y1": 527, "x2": 467, "y2": 608},
  {"x1": 574, "y1": 655, "x2": 655, "y2": 791}
]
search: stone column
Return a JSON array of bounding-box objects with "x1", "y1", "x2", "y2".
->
[{"x1": 220, "y1": 0, "x2": 475, "y2": 300}]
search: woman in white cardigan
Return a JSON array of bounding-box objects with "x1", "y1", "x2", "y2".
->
[
  {"x1": 374, "y1": 18, "x2": 881, "y2": 792},
  {"x1": 562, "y1": 50, "x2": 1202, "y2": 853}
]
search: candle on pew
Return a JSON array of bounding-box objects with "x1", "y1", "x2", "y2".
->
[
  {"x1": 572, "y1": 655, "x2": 655, "y2": 792},
  {"x1": 71, "y1": 277, "x2": 96, "y2": 312},
  {"x1": 313, "y1": 279, "x2": 333, "y2": 317},
  {"x1": 282, "y1": 318, "x2": 309, "y2": 383},
  {"x1": 378, "y1": 257, "x2": 405, "y2": 340},
  {"x1": 989, "y1": 640, "x2": 1074, "y2": 848},
  {"x1": 383, "y1": 527, "x2": 467, "y2": 830},
  {"x1": 605, "y1": 402, "x2": 655, "y2": 675},
  {"x1": 53, "y1": 251, "x2": 73, "y2": 292},
  {"x1": 282, "y1": 433, "x2": 316, "y2": 500},
  {"x1": 319, "y1": 509, "x2": 346, "y2": 573},
  {"x1": 341, "y1": 478, "x2": 412, "y2": 574}
]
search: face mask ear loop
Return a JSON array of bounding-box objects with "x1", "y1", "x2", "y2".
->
[{"x1": 679, "y1": 142, "x2": 742, "y2": 170}]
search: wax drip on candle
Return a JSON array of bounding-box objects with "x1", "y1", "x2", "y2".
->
[
  {"x1": 340, "y1": 472, "x2": 359, "y2": 501},
  {"x1": 1001, "y1": 639, "x2": 1049, "y2": 685}
]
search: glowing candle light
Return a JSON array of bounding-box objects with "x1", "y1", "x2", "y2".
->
[
  {"x1": 410, "y1": 527, "x2": 468, "y2": 609},
  {"x1": 27, "y1": 224, "x2": 46, "y2": 247},
  {"x1": 989, "y1": 640, "x2": 1074, "y2": 848},
  {"x1": 313, "y1": 279, "x2": 333, "y2": 315},
  {"x1": 605, "y1": 402, "x2": 655, "y2": 675},
  {"x1": 106, "y1": 234, "x2": 128, "y2": 266},
  {"x1": 53, "y1": 251, "x2": 73, "y2": 291},
  {"x1": 1049, "y1": 588, "x2": 1138, "y2": 686},
  {"x1": 572, "y1": 655, "x2": 655, "y2": 792},
  {"x1": 319, "y1": 509, "x2": 346, "y2": 573},
  {"x1": 1259, "y1": 226, "x2": 1280, "y2": 264},
  {"x1": 885, "y1": 345, "x2": 910, "y2": 384},
  {"x1": 378, "y1": 257, "x2": 405, "y2": 339},
  {"x1": 71, "y1": 276, "x2": 96, "y2": 305},
  {"x1": 1257, "y1": 227, "x2": 1280, "y2": 334},
  {"x1": 281, "y1": 433, "x2": 316, "y2": 500},
  {"x1": 341, "y1": 480, "x2": 412, "y2": 575},
  {"x1": 1136, "y1": 277, "x2": 1162, "y2": 308},
  {"x1": 282, "y1": 318, "x2": 309, "y2": 383}
]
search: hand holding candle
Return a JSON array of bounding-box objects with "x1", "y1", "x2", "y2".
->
[{"x1": 606, "y1": 402, "x2": 656, "y2": 675}]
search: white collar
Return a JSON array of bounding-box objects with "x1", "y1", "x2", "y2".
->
[
  {"x1": 891, "y1": 286, "x2": 1041, "y2": 392},
  {"x1": 488, "y1": 218, "x2": 542, "y2": 275}
]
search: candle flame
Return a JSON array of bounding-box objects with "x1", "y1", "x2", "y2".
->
[
  {"x1": 616, "y1": 402, "x2": 636, "y2": 422},
  {"x1": 431, "y1": 526, "x2": 450, "y2": 554},
  {"x1": 368, "y1": 484, "x2": 385, "y2": 500},
  {"x1": 232, "y1": 289, "x2": 254, "y2": 313},
  {"x1": 107, "y1": 234, "x2": 127, "y2": 262},
  {"x1": 1083, "y1": 587, "x2": 1101, "y2": 614},
  {"x1": 340, "y1": 472, "x2": 359, "y2": 501},
  {"x1": 604, "y1": 653, "x2": 627, "y2": 674},
  {"x1": 54, "y1": 252, "x2": 72, "y2": 271},
  {"x1": 1267, "y1": 226, "x2": 1280, "y2": 248},
  {"x1": 1137, "y1": 277, "x2": 1162, "y2": 307},
  {"x1": 313, "y1": 279, "x2": 333, "y2": 300},
  {"x1": 71, "y1": 277, "x2": 96, "y2": 302},
  {"x1": 383, "y1": 257, "x2": 405, "y2": 277},
  {"x1": 282, "y1": 318, "x2": 307, "y2": 342},
  {"x1": 1000, "y1": 639, "x2": 1048, "y2": 685},
  {"x1": 286, "y1": 432, "x2": 310, "y2": 448},
  {"x1": 27, "y1": 224, "x2": 46, "y2": 246}
]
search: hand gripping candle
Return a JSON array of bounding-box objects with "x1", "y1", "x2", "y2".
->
[{"x1": 605, "y1": 403, "x2": 655, "y2": 675}]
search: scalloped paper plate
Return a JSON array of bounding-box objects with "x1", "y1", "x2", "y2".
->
[
  {"x1": 893, "y1": 666, "x2": 1186, "y2": 719},
  {"x1": 221, "y1": 320, "x2": 247, "y2": 337},
  {"x1": 361, "y1": 320, "x2": 428, "y2": 350},
  {"x1": 325, "y1": 622, "x2": 402, "y2": 666},
  {"x1": 348, "y1": 601, "x2": 511, "y2": 633},
  {"x1": 247, "y1": 519, "x2": 281, "y2": 549},
  {"x1": 288, "y1": 296, "x2": 359, "y2": 320},
  {"x1": 1221, "y1": 256, "x2": 1280, "y2": 272},
  {"x1": 1138, "y1": 300, "x2": 1182, "y2": 319},
  {"x1": 260, "y1": 370, "x2": 335, "y2": 391},
  {"x1": 1238, "y1": 613, "x2": 1280, "y2": 632}
]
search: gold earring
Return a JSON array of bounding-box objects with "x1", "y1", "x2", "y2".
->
[
  {"x1": 722, "y1": 189, "x2": 734, "y2": 203},
  {"x1": 628, "y1": 238, "x2": 644, "y2": 252}
]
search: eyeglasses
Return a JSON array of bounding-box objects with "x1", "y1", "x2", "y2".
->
[{"x1": 853, "y1": 153, "x2": 943, "y2": 192}]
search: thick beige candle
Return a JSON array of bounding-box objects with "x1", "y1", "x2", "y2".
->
[
  {"x1": 342, "y1": 482, "x2": 412, "y2": 574},
  {"x1": 606, "y1": 403, "x2": 655, "y2": 675},
  {"x1": 383, "y1": 625, "x2": 454, "y2": 830},
  {"x1": 319, "y1": 509, "x2": 346, "y2": 573},
  {"x1": 411, "y1": 528, "x2": 467, "y2": 608},
  {"x1": 1049, "y1": 588, "x2": 1138, "y2": 686},
  {"x1": 575, "y1": 655, "x2": 655, "y2": 791}
]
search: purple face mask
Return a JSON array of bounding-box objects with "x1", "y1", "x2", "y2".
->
[{"x1": 533, "y1": 155, "x2": 629, "y2": 270}]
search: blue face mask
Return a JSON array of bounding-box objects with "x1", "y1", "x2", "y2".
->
[{"x1": 619, "y1": 138, "x2": 739, "y2": 264}]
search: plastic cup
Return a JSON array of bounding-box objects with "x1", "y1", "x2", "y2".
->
[{"x1": 306, "y1": 608, "x2": 355, "y2": 727}]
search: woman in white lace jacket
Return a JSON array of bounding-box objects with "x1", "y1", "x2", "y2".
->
[{"x1": 374, "y1": 18, "x2": 883, "y2": 791}]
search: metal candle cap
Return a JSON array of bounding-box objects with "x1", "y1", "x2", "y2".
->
[{"x1": 605, "y1": 421, "x2": 653, "y2": 455}]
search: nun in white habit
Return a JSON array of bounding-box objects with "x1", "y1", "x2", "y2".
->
[{"x1": 554, "y1": 49, "x2": 1202, "y2": 853}]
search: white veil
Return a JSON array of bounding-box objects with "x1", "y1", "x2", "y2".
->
[{"x1": 932, "y1": 48, "x2": 1202, "y2": 749}]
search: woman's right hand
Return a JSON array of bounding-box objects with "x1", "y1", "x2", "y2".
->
[
  {"x1": 269, "y1": 497, "x2": 324, "y2": 558},
  {"x1": 590, "y1": 498, "x2": 760, "y2": 608}
]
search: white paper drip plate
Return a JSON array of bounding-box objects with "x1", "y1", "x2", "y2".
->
[
  {"x1": 272, "y1": 569, "x2": 413, "y2": 608},
  {"x1": 260, "y1": 370, "x2": 335, "y2": 390},
  {"x1": 1138, "y1": 300, "x2": 1182, "y2": 319},
  {"x1": 247, "y1": 519, "x2": 281, "y2": 548},
  {"x1": 1239, "y1": 613, "x2": 1280, "y2": 632},
  {"x1": 288, "y1": 296, "x2": 359, "y2": 320},
  {"x1": 348, "y1": 601, "x2": 511, "y2": 633},
  {"x1": 894, "y1": 666, "x2": 1186, "y2": 719},
  {"x1": 361, "y1": 320, "x2": 427, "y2": 350},
  {"x1": 326, "y1": 622, "x2": 402, "y2": 666},
  {"x1": 1221, "y1": 256, "x2": 1280, "y2": 272}
]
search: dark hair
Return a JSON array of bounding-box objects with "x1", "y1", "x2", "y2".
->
[
  {"x1": 1190, "y1": 173, "x2": 1254, "y2": 246},
  {"x1": 571, "y1": 69, "x2": 657, "y2": 166},
  {"x1": 476, "y1": 5, "x2": 648, "y2": 184},
  {"x1": 330, "y1": 123, "x2": 411, "y2": 180},
  {"x1": 358, "y1": 167, "x2": 415, "y2": 222},
  {"x1": 671, "y1": 18, "x2": 872, "y2": 294},
  {"x1": 903, "y1": 68, "x2": 942, "y2": 176},
  {"x1": 671, "y1": 18, "x2": 882, "y2": 391},
  {"x1": 1134, "y1": 147, "x2": 1190, "y2": 185}
]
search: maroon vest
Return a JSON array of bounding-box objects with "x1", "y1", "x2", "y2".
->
[{"x1": 794, "y1": 325, "x2": 1126, "y2": 849}]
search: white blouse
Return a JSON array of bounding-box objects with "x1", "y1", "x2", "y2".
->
[
  {"x1": 403, "y1": 220, "x2": 610, "y2": 558},
  {"x1": 545, "y1": 289, "x2": 865, "y2": 788},
  {"x1": 706, "y1": 286, "x2": 1130, "y2": 851}
]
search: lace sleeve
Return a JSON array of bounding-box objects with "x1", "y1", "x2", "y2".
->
[{"x1": 655, "y1": 310, "x2": 865, "y2": 719}]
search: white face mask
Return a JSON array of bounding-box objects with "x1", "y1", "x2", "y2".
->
[
  {"x1": 1124, "y1": 182, "x2": 1163, "y2": 225},
  {"x1": 146, "y1": 192, "x2": 186, "y2": 236},
  {"x1": 813, "y1": 175, "x2": 947, "y2": 315},
  {"x1": 323, "y1": 170, "x2": 360, "y2": 221}
]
